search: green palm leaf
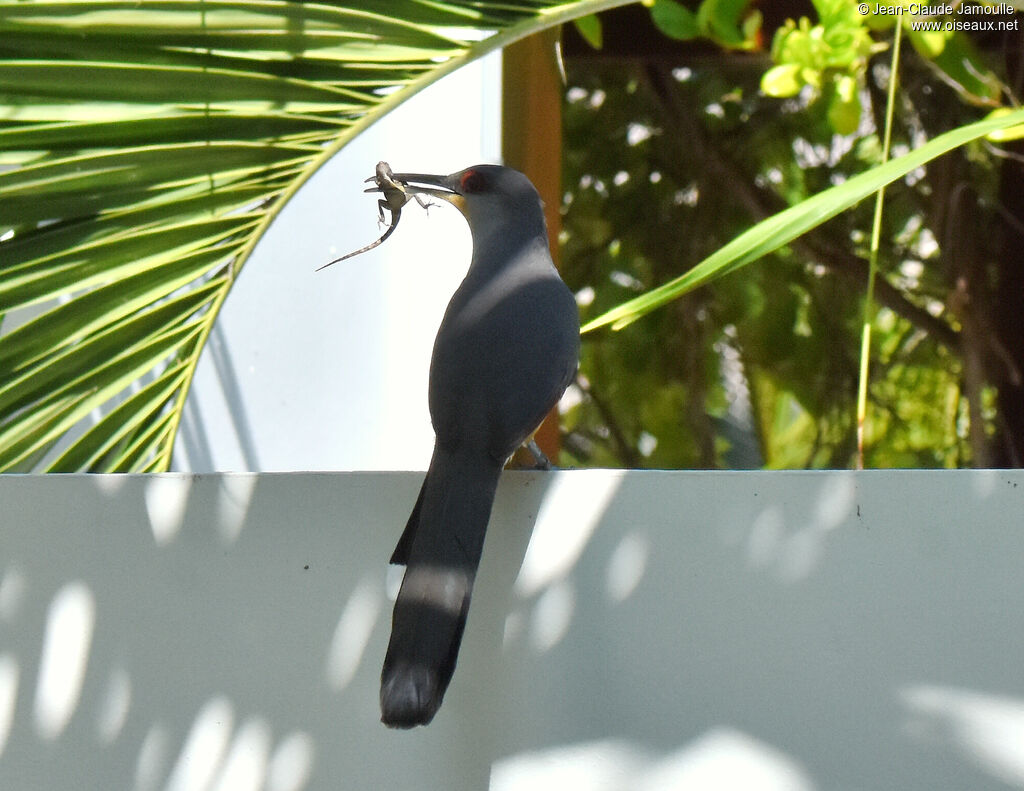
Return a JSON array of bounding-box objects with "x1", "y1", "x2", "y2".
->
[
  {"x1": 581, "y1": 107, "x2": 1024, "y2": 334},
  {"x1": 0, "y1": 0, "x2": 633, "y2": 472}
]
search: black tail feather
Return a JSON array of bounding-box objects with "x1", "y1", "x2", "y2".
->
[
  {"x1": 380, "y1": 594, "x2": 470, "y2": 728},
  {"x1": 381, "y1": 446, "x2": 501, "y2": 728},
  {"x1": 390, "y1": 477, "x2": 426, "y2": 566}
]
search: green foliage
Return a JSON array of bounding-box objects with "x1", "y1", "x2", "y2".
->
[
  {"x1": 763, "y1": 0, "x2": 1004, "y2": 135},
  {"x1": 695, "y1": 0, "x2": 762, "y2": 50},
  {"x1": 762, "y1": 0, "x2": 877, "y2": 134},
  {"x1": 561, "y1": 2, "x2": 1024, "y2": 469},
  {"x1": 581, "y1": 108, "x2": 1024, "y2": 334},
  {"x1": 647, "y1": 0, "x2": 700, "y2": 41},
  {"x1": 646, "y1": 0, "x2": 760, "y2": 48},
  {"x1": 573, "y1": 14, "x2": 605, "y2": 48}
]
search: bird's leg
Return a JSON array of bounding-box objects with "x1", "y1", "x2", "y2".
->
[{"x1": 525, "y1": 438, "x2": 553, "y2": 470}]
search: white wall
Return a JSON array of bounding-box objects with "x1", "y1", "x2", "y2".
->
[
  {"x1": 3, "y1": 470, "x2": 1024, "y2": 790},
  {"x1": 172, "y1": 54, "x2": 502, "y2": 473}
]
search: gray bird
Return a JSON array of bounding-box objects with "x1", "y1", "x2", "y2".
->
[{"x1": 379, "y1": 165, "x2": 580, "y2": 728}]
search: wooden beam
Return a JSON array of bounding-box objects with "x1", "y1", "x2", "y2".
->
[{"x1": 502, "y1": 29, "x2": 567, "y2": 463}]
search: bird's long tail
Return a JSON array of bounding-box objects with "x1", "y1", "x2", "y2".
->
[{"x1": 381, "y1": 444, "x2": 503, "y2": 728}]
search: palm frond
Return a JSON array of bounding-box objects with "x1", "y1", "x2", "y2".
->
[{"x1": 0, "y1": 0, "x2": 632, "y2": 472}]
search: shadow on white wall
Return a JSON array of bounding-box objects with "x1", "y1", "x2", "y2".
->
[{"x1": 2, "y1": 470, "x2": 1024, "y2": 790}]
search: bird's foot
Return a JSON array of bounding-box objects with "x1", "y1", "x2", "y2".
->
[{"x1": 525, "y1": 439, "x2": 554, "y2": 470}]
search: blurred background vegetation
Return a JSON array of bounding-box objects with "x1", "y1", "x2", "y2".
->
[{"x1": 558, "y1": 1, "x2": 1024, "y2": 470}]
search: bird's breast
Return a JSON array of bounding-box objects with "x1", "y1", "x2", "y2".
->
[{"x1": 428, "y1": 263, "x2": 578, "y2": 450}]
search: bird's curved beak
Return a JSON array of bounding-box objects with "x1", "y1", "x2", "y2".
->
[{"x1": 390, "y1": 172, "x2": 467, "y2": 214}]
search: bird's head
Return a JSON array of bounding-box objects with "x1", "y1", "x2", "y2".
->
[{"x1": 390, "y1": 165, "x2": 545, "y2": 239}]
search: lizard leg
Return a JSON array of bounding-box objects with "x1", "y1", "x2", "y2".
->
[{"x1": 412, "y1": 193, "x2": 436, "y2": 214}]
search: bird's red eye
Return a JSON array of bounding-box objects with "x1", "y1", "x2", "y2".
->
[{"x1": 459, "y1": 170, "x2": 486, "y2": 193}]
